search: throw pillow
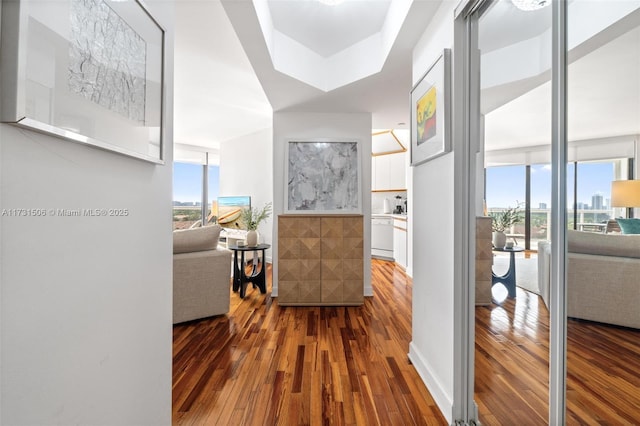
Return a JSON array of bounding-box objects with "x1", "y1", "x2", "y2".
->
[{"x1": 616, "y1": 218, "x2": 640, "y2": 234}]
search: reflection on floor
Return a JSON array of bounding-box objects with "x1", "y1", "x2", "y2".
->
[
  {"x1": 476, "y1": 286, "x2": 640, "y2": 424},
  {"x1": 491, "y1": 250, "x2": 539, "y2": 302}
]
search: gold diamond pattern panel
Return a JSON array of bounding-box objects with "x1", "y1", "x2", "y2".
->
[
  {"x1": 300, "y1": 217, "x2": 321, "y2": 238},
  {"x1": 342, "y1": 237, "x2": 363, "y2": 259},
  {"x1": 278, "y1": 216, "x2": 299, "y2": 237},
  {"x1": 279, "y1": 259, "x2": 301, "y2": 281},
  {"x1": 343, "y1": 259, "x2": 363, "y2": 280},
  {"x1": 321, "y1": 238, "x2": 343, "y2": 259},
  {"x1": 279, "y1": 238, "x2": 300, "y2": 260},
  {"x1": 343, "y1": 280, "x2": 364, "y2": 303},
  {"x1": 321, "y1": 259, "x2": 343, "y2": 281},
  {"x1": 279, "y1": 281, "x2": 299, "y2": 301},
  {"x1": 301, "y1": 259, "x2": 322, "y2": 279},
  {"x1": 343, "y1": 217, "x2": 362, "y2": 238},
  {"x1": 300, "y1": 238, "x2": 321, "y2": 260},
  {"x1": 321, "y1": 217, "x2": 342, "y2": 238},
  {"x1": 299, "y1": 281, "x2": 321, "y2": 303},
  {"x1": 277, "y1": 215, "x2": 363, "y2": 305},
  {"x1": 321, "y1": 280, "x2": 342, "y2": 303}
]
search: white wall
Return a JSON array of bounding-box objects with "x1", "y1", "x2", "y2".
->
[
  {"x1": 408, "y1": 1, "x2": 456, "y2": 423},
  {"x1": 0, "y1": 1, "x2": 174, "y2": 424},
  {"x1": 219, "y1": 127, "x2": 274, "y2": 261},
  {"x1": 272, "y1": 112, "x2": 372, "y2": 297}
]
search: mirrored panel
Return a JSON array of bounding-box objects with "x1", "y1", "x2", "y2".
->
[
  {"x1": 566, "y1": 1, "x2": 640, "y2": 422},
  {"x1": 474, "y1": 1, "x2": 552, "y2": 423}
]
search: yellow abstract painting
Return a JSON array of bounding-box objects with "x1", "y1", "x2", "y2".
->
[{"x1": 416, "y1": 85, "x2": 437, "y2": 145}]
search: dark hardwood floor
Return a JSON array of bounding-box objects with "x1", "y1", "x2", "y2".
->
[
  {"x1": 173, "y1": 259, "x2": 447, "y2": 425},
  {"x1": 173, "y1": 259, "x2": 640, "y2": 425}
]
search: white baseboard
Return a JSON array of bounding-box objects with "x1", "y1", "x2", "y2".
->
[
  {"x1": 408, "y1": 342, "x2": 452, "y2": 424},
  {"x1": 364, "y1": 285, "x2": 373, "y2": 297}
]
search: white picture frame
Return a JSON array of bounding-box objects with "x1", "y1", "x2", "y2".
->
[
  {"x1": 285, "y1": 140, "x2": 362, "y2": 214},
  {"x1": 0, "y1": 0, "x2": 165, "y2": 164},
  {"x1": 410, "y1": 48, "x2": 451, "y2": 167}
]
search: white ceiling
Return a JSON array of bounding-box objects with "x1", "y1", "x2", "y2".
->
[
  {"x1": 172, "y1": 0, "x2": 640, "y2": 161},
  {"x1": 173, "y1": 1, "x2": 272, "y2": 154},
  {"x1": 483, "y1": 7, "x2": 640, "y2": 152},
  {"x1": 173, "y1": 0, "x2": 442, "y2": 157},
  {"x1": 220, "y1": 0, "x2": 442, "y2": 126},
  {"x1": 268, "y1": 0, "x2": 392, "y2": 57},
  {"x1": 479, "y1": 1, "x2": 552, "y2": 53}
]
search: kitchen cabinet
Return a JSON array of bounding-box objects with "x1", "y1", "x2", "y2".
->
[
  {"x1": 392, "y1": 216, "x2": 407, "y2": 269},
  {"x1": 278, "y1": 215, "x2": 364, "y2": 306},
  {"x1": 372, "y1": 151, "x2": 407, "y2": 191}
]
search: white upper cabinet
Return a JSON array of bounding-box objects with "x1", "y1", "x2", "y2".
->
[{"x1": 372, "y1": 151, "x2": 407, "y2": 191}]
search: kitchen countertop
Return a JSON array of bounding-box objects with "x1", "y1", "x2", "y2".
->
[{"x1": 372, "y1": 213, "x2": 408, "y2": 220}]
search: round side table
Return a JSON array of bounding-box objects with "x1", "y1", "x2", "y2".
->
[{"x1": 228, "y1": 243, "x2": 270, "y2": 298}]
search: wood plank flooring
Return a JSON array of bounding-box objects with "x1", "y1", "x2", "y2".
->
[
  {"x1": 173, "y1": 259, "x2": 447, "y2": 425},
  {"x1": 475, "y1": 287, "x2": 640, "y2": 425},
  {"x1": 174, "y1": 259, "x2": 640, "y2": 425}
]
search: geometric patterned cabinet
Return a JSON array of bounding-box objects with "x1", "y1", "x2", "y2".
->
[{"x1": 278, "y1": 214, "x2": 364, "y2": 306}]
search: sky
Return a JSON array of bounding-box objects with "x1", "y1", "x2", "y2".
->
[
  {"x1": 486, "y1": 161, "x2": 615, "y2": 209},
  {"x1": 173, "y1": 162, "x2": 220, "y2": 203}
]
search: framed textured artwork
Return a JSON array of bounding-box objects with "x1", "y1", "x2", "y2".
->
[
  {"x1": 286, "y1": 140, "x2": 361, "y2": 213},
  {"x1": 410, "y1": 48, "x2": 451, "y2": 166},
  {"x1": 0, "y1": 0, "x2": 165, "y2": 163}
]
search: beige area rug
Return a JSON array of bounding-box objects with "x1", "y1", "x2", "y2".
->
[{"x1": 492, "y1": 255, "x2": 540, "y2": 295}]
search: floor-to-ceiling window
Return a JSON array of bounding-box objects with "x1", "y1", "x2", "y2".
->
[
  {"x1": 487, "y1": 159, "x2": 628, "y2": 249},
  {"x1": 172, "y1": 160, "x2": 220, "y2": 230},
  {"x1": 568, "y1": 159, "x2": 628, "y2": 230},
  {"x1": 530, "y1": 163, "x2": 552, "y2": 247},
  {"x1": 486, "y1": 164, "x2": 551, "y2": 250},
  {"x1": 173, "y1": 162, "x2": 203, "y2": 230}
]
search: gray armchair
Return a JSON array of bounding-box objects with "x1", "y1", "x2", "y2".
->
[{"x1": 173, "y1": 225, "x2": 232, "y2": 324}]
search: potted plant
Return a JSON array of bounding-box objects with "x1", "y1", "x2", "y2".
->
[
  {"x1": 489, "y1": 204, "x2": 522, "y2": 248},
  {"x1": 241, "y1": 202, "x2": 272, "y2": 247}
]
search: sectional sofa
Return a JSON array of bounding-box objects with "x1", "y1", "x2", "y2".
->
[
  {"x1": 173, "y1": 225, "x2": 232, "y2": 324},
  {"x1": 538, "y1": 230, "x2": 640, "y2": 329}
]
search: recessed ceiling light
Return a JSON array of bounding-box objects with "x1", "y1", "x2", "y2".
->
[
  {"x1": 511, "y1": 0, "x2": 550, "y2": 11},
  {"x1": 317, "y1": 0, "x2": 346, "y2": 6}
]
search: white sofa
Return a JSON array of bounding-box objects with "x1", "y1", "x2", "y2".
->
[
  {"x1": 173, "y1": 225, "x2": 232, "y2": 324},
  {"x1": 538, "y1": 230, "x2": 640, "y2": 328}
]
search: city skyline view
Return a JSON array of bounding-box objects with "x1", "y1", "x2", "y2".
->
[{"x1": 486, "y1": 161, "x2": 616, "y2": 210}]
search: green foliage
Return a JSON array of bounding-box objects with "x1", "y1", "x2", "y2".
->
[
  {"x1": 490, "y1": 203, "x2": 522, "y2": 232},
  {"x1": 241, "y1": 202, "x2": 273, "y2": 231},
  {"x1": 173, "y1": 208, "x2": 202, "y2": 221}
]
